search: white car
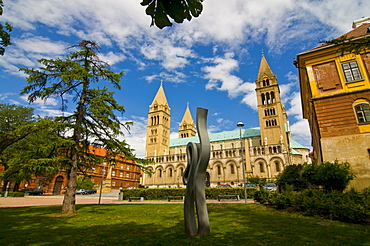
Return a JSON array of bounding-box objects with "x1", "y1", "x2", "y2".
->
[{"x1": 264, "y1": 183, "x2": 277, "y2": 192}]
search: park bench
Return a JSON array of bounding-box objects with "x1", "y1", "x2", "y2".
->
[
  {"x1": 128, "y1": 197, "x2": 144, "y2": 202},
  {"x1": 217, "y1": 195, "x2": 240, "y2": 201},
  {"x1": 167, "y1": 196, "x2": 184, "y2": 202}
]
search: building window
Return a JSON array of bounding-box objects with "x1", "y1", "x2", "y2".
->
[
  {"x1": 259, "y1": 162, "x2": 265, "y2": 173},
  {"x1": 217, "y1": 165, "x2": 221, "y2": 175},
  {"x1": 119, "y1": 172, "x2": 123, "y2": 178},
  {"x1": 230, "y1": 164, "x2": 235, "y2": 174},
  {"x1": 112, "y1": 171, "x2": 115, "y2": 177},
  {"x1": 275, "y1": 161, "x2": 280, "y2": 172},
  {"x1": 354, "y1": 102, "x2": 370, "y2": 123},
  {"x1": 112, "y1": 182, "x2": 116, "y2": 187},
  {"x1": 342, "y1": 60, "x2": 362, "y2": 82}
]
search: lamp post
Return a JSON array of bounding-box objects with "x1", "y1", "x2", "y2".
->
[
  {"x1": 98, "y1": 162, "x2": 106, "y2": 205},
  {"x1": 237, "y1": 122, "x2": 247, "y2": 204}
]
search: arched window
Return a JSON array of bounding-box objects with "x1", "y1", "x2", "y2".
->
[
  {"x1": 158, "y1": 169, "x2": 162, "y2": 178},
  {"x1": 266, "y1": 92, "x2": 271, "y2": 104},
  {"x1": 270, "y1": 108, "x2": 275, "y2": 115},
  {"x1": 262, "y1": 80, "x2": 266, "y2": 87},
  {"x1": 354, "y1": 101, "x2": 370, "y2": 123},
  {"x1": 266, "y1": 79, "x2": 270, "y2": 86},
  {"x1": 169, "y1": 168, "x2": 173, "y2": 177},
  {"x1": 217, "y1": 165, "x2": 222, "y2": 175},
  {"x1": 275, "y1": 161, "x2": 281, "y2": 172},
  {"x1": 259, "y1": 162, "x2": 265, "y2": 173},
  {"x1": 270, "y1": 91, "x2": 275, "y2": 103},
  {"x1": 230, "y1": 164, "x2": 235, "y2": 174},
  {"x1": 261, "y1": 93, "x2": 266, "y2": 105}
]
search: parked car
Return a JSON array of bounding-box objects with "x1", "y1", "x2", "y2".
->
[
  {"x1": 26, "y1": 188, "x2": 44, "y2": 195},
  {"x1": 244, "y1": 184, "x2": 257, "y2": 189},
  {"x1": 264, "y1": 183, "x2": 277, "y2": 192},
  {"x1": 216, "y1": 184, "x2": 232, "y2": 188},
  {"x1": 85, "y1": 189, "x2": 97, "y2": 194},
  {"x1": 76, "y1": 189, "x2": 86, "y2": 195}
]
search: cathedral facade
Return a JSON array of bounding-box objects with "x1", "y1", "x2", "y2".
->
[{"x1": 143, "y1": 56, "x2": 310, "y2": 188}]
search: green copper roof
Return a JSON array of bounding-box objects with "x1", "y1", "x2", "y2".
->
[
  {"x1": 169, "y1": 126, "x2": 310, "y2": 151},
  {"x1": 290, "y1": 139, "x2": 309, "y2": 149},
  {"x1": 170, "y1": 127, "x2": 261, "y2": 147}
]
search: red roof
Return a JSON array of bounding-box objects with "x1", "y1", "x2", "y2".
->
[{"x1": 304, "y1": 23, "x2": 370, "y2": 53}]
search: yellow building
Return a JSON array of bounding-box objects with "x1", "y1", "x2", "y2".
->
[
  {"x1": 296, "y1": 17, "x2": 370, "y2": 189},
  {"x1": 143, "y1": 55, "x2": 310, "y2": 188}
]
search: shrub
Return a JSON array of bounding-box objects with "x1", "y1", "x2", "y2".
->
[
  {"x1": 119, "y1": 188, "x2": 257, "y2": 200},
  {"x1": 253, "y1": 190, "x2": 270, "y2": 204},
  {"x1": 0, "y1": 191, "x2": 24, "y2": 197},
  {"x1": 265, "y1": 189, "x2": 370, "y2": 224}
]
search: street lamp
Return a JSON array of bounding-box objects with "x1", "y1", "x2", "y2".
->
[
  {"x1": 98, "y1": 162, "x2": 107, "y2": 205},
  {"x1": 237, "y1": 122, "x2": 247, "y2": 204}
]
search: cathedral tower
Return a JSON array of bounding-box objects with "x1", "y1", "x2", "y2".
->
[
  {"x1": 178, "y1": 104, "x2": 196, "y2": 138},
  {"x1": 145, "y1": 83, "x2": 171, "y2": 157},
  {"x1": 255, "y1": 55, "x2": 290, "y2": 148}
]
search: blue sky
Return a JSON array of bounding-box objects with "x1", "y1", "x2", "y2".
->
[{"x1": 0, "y1": 0, "x2": 368, "y2": 157}]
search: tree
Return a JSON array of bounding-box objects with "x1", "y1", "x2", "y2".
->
[
  {"x1": 276, "y1": 164, "x2": 308, "y2": 192},
  {"x1": 277, "y1": 161, "x2": 356, "y2": 193},
  {"x1": 141, "y1": 0, "x2": 203, "y2": 29},
  {"x1": 1, "y1": 119, "x2": 67, "y2": 191},
  {"x1": 0, "y1": 0, "x2": 13, "y2": 55},
  {"x1": 0, "y1": 103, "x2": 68, "y2": 192},
  {"x1": 76, "y1": 175, "x2": 95, "y2": 190},
  {"x1": 0, "y1": 103, "x2": 35, "y2": 190},
  {"x1": 306, "y1": 161, "x2": 355, "y2": 193},
  {"x1": 20, "y1": 40, "x2": 145, "y2": 214},
  {"x1": 323, "y1": 35, "x2": 370, "y2": 55},
  {"x1": 248, "y1": 175, "x2": 267, "y2": 190}
]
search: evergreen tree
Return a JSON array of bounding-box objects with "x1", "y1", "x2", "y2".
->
[
  {"x1": 20, "y1": 40, "x2": 145, "y2": 214},
  {"x1": 0, "y1": 0, "x2": 13, "y2": 55}
]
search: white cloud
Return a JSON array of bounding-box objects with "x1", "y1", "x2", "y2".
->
[
  {"x1": 202, "y1": 52, "x2": 256, "y2": 109},
  {"x1": 98, "y1": 51, "x2": 126, "y2": 66},
  {"x1": 290, "y1": 119, "x2": 311, "y2": 148},
  {"x1": 143, "y1": 71, "x2": 187, "y2": 84},
  {"x1": 16, "y1": 36, "x2": 67, "y2": 55},
  {"x1": 119, "y1": 115, "x2": 148, "y2": 158}
]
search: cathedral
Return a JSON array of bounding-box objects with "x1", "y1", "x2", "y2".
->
[{"x1": 142, "y1": 55, "x2": 310, "y2": 188}]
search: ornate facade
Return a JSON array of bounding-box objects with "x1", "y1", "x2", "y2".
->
[{"x1": 143, "y1": 56, "x2": 310, "y2": 188}]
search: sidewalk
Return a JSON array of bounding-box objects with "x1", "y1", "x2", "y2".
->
[{"x1": 0, "y1": 195, "x2": 252, "y2": 208}]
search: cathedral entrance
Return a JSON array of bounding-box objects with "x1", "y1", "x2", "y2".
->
[{"x1": 53, "y1": 176, "x2": 64, "y2": 195}]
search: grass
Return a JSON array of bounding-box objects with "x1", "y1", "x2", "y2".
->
[{"x1": 0, "y1": 203, "x2": 369, "y2": 246}]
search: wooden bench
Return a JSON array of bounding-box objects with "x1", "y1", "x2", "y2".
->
[
  {"x1": 167, "y1": 196, "x2": 184, "y2": 202},
  {"x1": 128, "y1": 197, "x2": 144, "y2": 202},
  {"x1": 217, "y1": 195, "x2": 240, "y2": 201}
]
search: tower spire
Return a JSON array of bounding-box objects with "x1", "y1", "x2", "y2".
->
[
  {"x1": 179, "y1": 104, "x2": 196, "y2": 138},
  {"x1": 145, "y1": 82, "x2": 171, "y2": 157}
]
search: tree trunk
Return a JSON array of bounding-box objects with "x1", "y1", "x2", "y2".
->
[
  {"x1": 61, "y1": 160, "x2": 78, "y2": 214},
  {"x1": 61, "y1": 71, "x2": 88, "y2": 214},
  {"x1": 2, "y1": 180, "x2": 8, "y2": 191}
]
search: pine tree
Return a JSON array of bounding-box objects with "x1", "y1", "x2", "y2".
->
[{"x1": 20, "y1": 40, "x2": 144, "y2": 214}]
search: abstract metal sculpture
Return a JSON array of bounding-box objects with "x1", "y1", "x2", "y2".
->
[{"x1": 183, "y1": 107, "x2": 211, "y2": 236}]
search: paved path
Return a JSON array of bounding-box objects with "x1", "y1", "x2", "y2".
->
[{"x1": 0, "y1": 195, "x2": 252, "y2": 208}]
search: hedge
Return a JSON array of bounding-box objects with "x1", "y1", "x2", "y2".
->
[
  {"x1": 0, "y1": 191, "x2": 25, "y2": 197},
  {"x1": 264, "y1": 188, "x2": 370, "y2": 224},
  {"x1": 120, "y1": 188, "x2": 257, "y2": 200}
]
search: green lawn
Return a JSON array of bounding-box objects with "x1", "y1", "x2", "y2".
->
[{"x1": 0, "y1": 203, "x2": 369, "y2": 245}]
